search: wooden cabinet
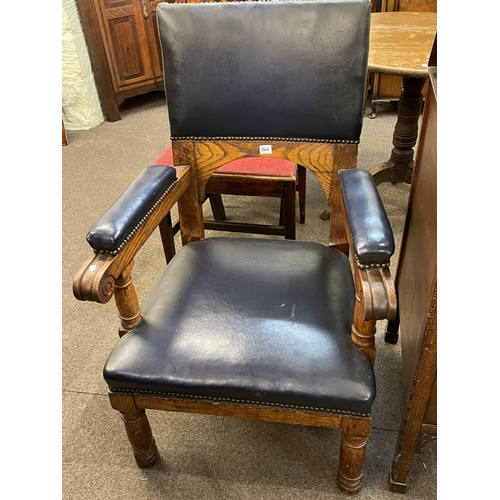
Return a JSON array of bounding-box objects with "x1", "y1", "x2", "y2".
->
[
  {"x1": 75, "y1": 0, "x2": 182, "y2": 121},
  {"x1": 368, "y1": 0, "x2": 437, "y2": 118},
  {"x1": 95, "y1": 0, "x2": 162, "y2": 92},
  {"x1": 388, "y1": 59, "x2": 437, "y2": 494}
]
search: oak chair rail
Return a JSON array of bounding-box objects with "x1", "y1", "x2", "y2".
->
[
  {"x1": 109, "y1": 392, "x2": 373, "y2": 431},
  {"x1": 107, "y1": 390, "x2": 374, "y2": 493},
  {"x1": 174, "y1": 139, "x2": 359, "y2": 250}
]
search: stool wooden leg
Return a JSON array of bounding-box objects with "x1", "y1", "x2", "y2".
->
[
  {"x1": 297, "y1": 164, "x2": 306, "y2": 224},
  {"x1": 159, "y1": 212, "x2": 176, "y2": 264},
  {"x1": 109, "y1": 393, "x2": 159, "y2": 469},
  {"x1": 283, "y1": 179, "x2": 296, "y2": 240},
  {"x1": 208, "y1": 194, "x2": 226, "y2": 221}
]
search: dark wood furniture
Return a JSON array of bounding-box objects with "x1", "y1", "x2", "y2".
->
[
  {"x1": 368, "y1": 0, "x2": 437, "y2": 119},
  {"x1": 204, "y1": 163, "x2": 307, "y2": 239},
  {"x1": 387, "y1": 61, "x2": 437, "y2": 494},
  {"x1": 73, "y1": 1, "x2": 397, "y2": 494},
  {"x1": 74, "y1": 0, "x2": 259, "y2": 122},
  {"x1": 319, "y1": 9, "x2": 435, "y2": 221},
  {"x1": 367, "y1": 11, "x2": 436, "y2": 185},
  {"x1": 74, "y1": 0, "x2": 181, "y2": 122}
]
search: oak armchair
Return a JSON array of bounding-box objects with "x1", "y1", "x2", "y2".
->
[{"x1": 73, "y1": 0, "x2": 396, "y2": 494}]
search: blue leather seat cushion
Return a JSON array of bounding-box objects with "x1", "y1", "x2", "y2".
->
[{"x1": 104, "y1": 238, "x2": 376, "y2": 415}]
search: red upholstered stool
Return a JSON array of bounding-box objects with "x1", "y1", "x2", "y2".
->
[
  {"x1": 153, "y1": 146, "x2": 306, "y2": 261},
  {"x1": 154, "y1": 146, "x2": 297, "y2": 177}
]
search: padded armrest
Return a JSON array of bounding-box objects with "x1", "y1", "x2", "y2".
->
[
  {"x1": 339, "y1": 169, "x2": 394, "y2": 267},
  {"x1": 86, "y1": 165, "x2": 177, "y2": 254}
]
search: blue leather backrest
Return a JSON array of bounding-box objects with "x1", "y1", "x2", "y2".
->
[{"x1": 157, "y1": 0, "x2": 371, "y2": 142}]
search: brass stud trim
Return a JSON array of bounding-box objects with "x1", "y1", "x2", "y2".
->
[
  {"x1": 109, "y1": 388, "x2": 371, "y2": 417},
  {"x1": 171, "y1": 136, "x2": 359, "y2": 145},
  {"x1": 93, "y1": 179, "x2": 178, "y2": 256}
]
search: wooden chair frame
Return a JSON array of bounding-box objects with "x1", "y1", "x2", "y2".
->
[{"x1": 74, "y1": 137, "x2": 396, "y2": 495}]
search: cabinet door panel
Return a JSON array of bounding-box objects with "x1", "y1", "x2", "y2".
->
[
  {"x1": 147, "y1": 0, "x2": 168, "y2": 80},
  {"x1": 95, "y1": 0, "x2": 155, "y2": 93}
]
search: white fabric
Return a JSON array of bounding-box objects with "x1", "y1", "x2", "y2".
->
[{"x1": 62, "y1": 0, "x2": 104, "y2": 130}]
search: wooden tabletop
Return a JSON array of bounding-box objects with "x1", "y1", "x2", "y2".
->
[{"x1": 369, "y1": 12, "x2": 437, "y2": 78}]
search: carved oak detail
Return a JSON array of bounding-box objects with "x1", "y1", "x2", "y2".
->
[{"x1": 73, "y1": 166, "x2": 191, "y2": 305}]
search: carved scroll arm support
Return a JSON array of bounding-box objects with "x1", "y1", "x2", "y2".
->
[
  {"x1": 73, "y1": 165, "x2": 191, "y2": 306},
  {"x1": 339, "y1": 169, "x2": 397, "y2": 362}
]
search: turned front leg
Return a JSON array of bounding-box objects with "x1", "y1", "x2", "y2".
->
[
  {"x1": 337, "y1": 418, "x2": 371, "y2": 495},
  {"x1": 109, "y1": 393, "x2": 159, "y2": 468},
  {"x1": 113, "y1": 260, "x2": 142, "y2": 337},
  {"x1": 351, "y1": 298, "x2": 376, "y2": 364},
  {"x1": 121, "y1": 409, "x2": 158, "y2": 468}
]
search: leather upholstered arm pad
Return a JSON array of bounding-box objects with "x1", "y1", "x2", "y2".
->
[
  {"x1": 339, "y1": 169, "x2": 394, "y2": 266},
  {"x1": 86, "y1": 165, "x2": 177, "y2": 254}
]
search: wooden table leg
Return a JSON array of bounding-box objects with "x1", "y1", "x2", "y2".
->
[
  {"x1": 318, "y1": 75, "x2": 427, "y2": 220},
  {"x1": 370, "y1": 76, "x2": 428, "y2": 186}
]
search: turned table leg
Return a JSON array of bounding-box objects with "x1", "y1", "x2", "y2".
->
[
  {"x1": 318, "y1": 76, "x2": 427, "y2": 221},
  {"x1": 369, "y1": 76, "x2": 428, "y2": 186}
]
